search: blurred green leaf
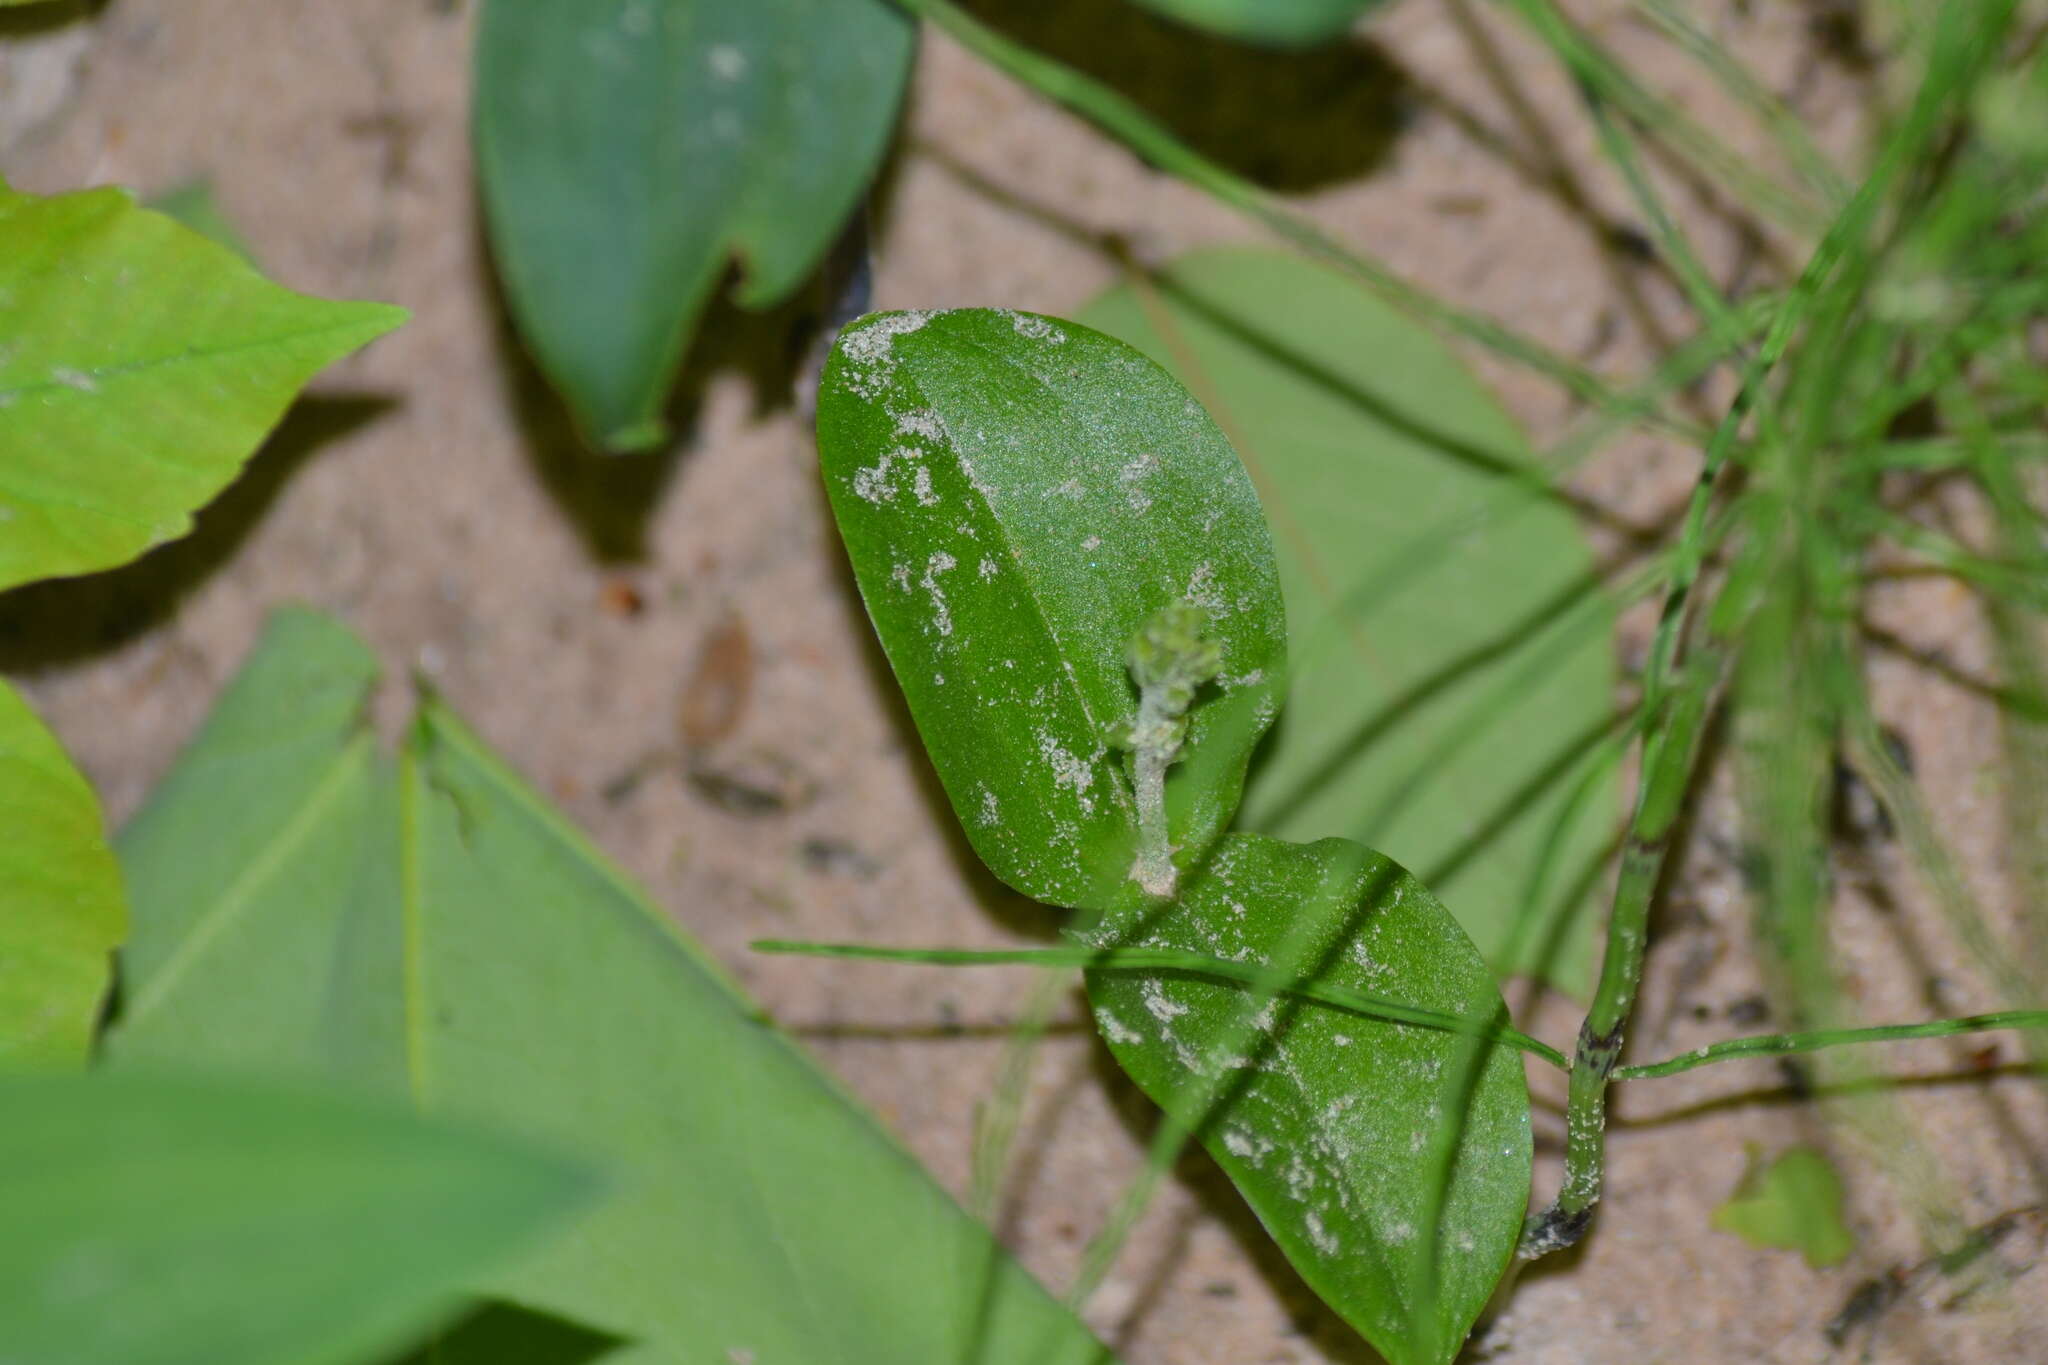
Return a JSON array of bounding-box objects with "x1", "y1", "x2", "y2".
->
[
  {"x1": 109, "y1": 608, "x2": 1114, "y2": 1365},
  {"x1": 1084, "y1": 833, "x2": 1530, "y2": 1365},
  {"x1": 816, "y1": 307, "x2": 1287, "y2": 910},
  {"x1": 1081, "y1": 248, "x2": 1618, "y2": 993},
  {"x1": 0, "y1": 177, "x2": 404, "y2": 592},
  {"x1": 1124, "y1": 0, "x2": 1380, "y2": 47},
  {"x1": 0, "y1": 681, "x2": 123, "y2": 1069},
  {"x1": 109, "y1": 608, "x2": 401, "y2": 1090},
  {"x1": 474, "y1": 0, "x2": 913, "y2": 451},
  {"x1": 1712, "y1": 1144, "x2": 1856, "y2": 1268},
  {"x1": 0, "y1": 1068, "x2": 592, "y2": 1365}
]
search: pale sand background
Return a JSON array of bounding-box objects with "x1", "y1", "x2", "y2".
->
[{"x1": 5, "y1": 1, "x2": 2045, "y2": 1360}]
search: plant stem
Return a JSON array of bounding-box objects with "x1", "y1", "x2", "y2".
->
[
  {"x1": 1631, "y1": 0, "x2": 1852, "y2": 206},
  {"x1": 1613, "y1": 1011, "x2": 2048, "y2": 1080},
  {"x1": 1416, "y1": 717, "x2": 1634, "y2": 1317},
  {"x1": 1516, "y1": 651, "x2": 1723, "y2": 1258},
  {"x1": 1498, "y1": 0, "x2": 1829, "y2": 233},
  {"x1": 1518, "y1": 3, "x2": 2019, "y2": 1258},
  {"x1": 752, "y1": 939, "x2": 1571, "y2": 1067}
]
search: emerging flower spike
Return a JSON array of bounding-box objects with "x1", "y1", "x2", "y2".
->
[{"x1": 1123, "y1": 603, "x2": 1223, "y2": 897}]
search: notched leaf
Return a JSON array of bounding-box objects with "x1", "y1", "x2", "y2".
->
[{"x1": 473, "y1": 0, "x2": 914, "y2": 450}]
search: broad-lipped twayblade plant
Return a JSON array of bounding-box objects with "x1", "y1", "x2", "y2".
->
[{"x1": 763, "y1": 265, "x2": 2048, "y2": 1359}]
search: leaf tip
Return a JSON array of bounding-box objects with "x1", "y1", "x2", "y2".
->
[{"x1": 599, "y1": 415, "x2": 670, "y2": 455}]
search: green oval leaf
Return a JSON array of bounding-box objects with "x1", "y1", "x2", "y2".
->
[
  {"x1": 1125, "y1": 0, "x2": 1382, "y2": 48},
  {"x1": 474, "y1": 0, "x2": 914, "y2": 451},
  {"x1": 0, "y1": 681, "x2": 123, "y2": 1069},
  {"x1": 1080, "y1": 248, "x2": 1617, "y2": 993},
  {"x1": 109, "y1": 609, "x2": 1115, "y2": 1365},
  {"x1": 1082, "y1": 832, "x2": 1530, "y2": 1365},
  {"x1": 817, "y1": 307, "x2": 1287, "y2": 910},
  {"x1": 0, "y1": 1069, "x2": 593, "y2": 1365},
  {"x1": 0, "y1": 178, "x2": 404, "y2": 593}
]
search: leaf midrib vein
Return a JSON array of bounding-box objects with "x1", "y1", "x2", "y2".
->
[{"x1": 120, "y1": 734, "x2": 374, "y2": 1030}]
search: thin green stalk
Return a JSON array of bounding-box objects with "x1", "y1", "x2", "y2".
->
[
  {"x1": 1348, "y1": 583, "x2": 1644, "y2": 860},
  {"x1": 1855, "y1": 430, "x2": 2048, "y2": 473},
  {"x1": 1285, "y1": 296, "x2": 1773, "y2": 692},
  {"x1": 1580, "y1": 87, "x2": 1746, "y2": 347},
  {"x1": 1517, "y1": 642, "x2": 1727, "y2": 1258},
  {"x1": 892, "y1": 0, "x2": 1710, "y2": 443},
  {"x1": 1841, "y1": 685, "x2": 2048, "y2": 1023},
  {"x1": 1498, "y1": 0, "x2": 1828, "y2": 231},
  {"x1": 1966, "y1": 375, "x2": 2048, "y2": 1010},
  {"x1": 1415, "y1": 717, "x2": 1635, "y2": 1317},
  {"x1": 752, "y1": 941, "x2": 2048, "y2": 1083},
  {"x1": 767, "y1": 923, "x2": 1561, "y2": 1321},
  {"x1": 1614, "y1": 1011, "x2": 2048, "y2": 1080},
  {"x1": 1633, "y1": 0, "x2": 1853, "y2": 205},
  {"x1": 752, "y1": 940, "x2": 1569, "y2": 1068},
  {"x1": 971, "y1": 972, "x2": 1073, "y2": 1221},
  {"x1": 1856, "y1": 505, "x2": 2048, "y2": 609}
]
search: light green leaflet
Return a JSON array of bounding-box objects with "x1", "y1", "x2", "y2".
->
[
  {"x1": 1126, "y1": 0, "x2": 1382, "y2": 47},
  {"x1": 0, "y1": 1069, "x2": 591, "y2": 1365},
  {"x1": 0, "y1": 682, "x2": 123, "y2": 1068},
  {"x1": 1081, "y1": 248, "x2": 1618, "y2": 994},
  {"x1": 817, "y1": 310, "x2": 1533, "y2": 1365},
  {"x1": 108, "y1": 608, "x2": 1113, "y2": 1365},
  {"x1": 0, "y1": 177, "x2": 404, "y2": 592},
  {"x1": 816, "y1": 308, "x2": 1287, "y2": 911},
  {"x1": 1711, "y1": 1144, "x2": 1855, "y2": 1269},
  {"x1": 473, "y1": 0, "x2": 912, "y2": 451}
]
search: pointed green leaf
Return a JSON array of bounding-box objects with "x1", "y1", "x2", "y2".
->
[
  {"x1": 1081, "y1": 248, "x2": 1617, "y2": 992},
  {"x1": 1125, "y1": 0, "x2": 1381, "y2": 47},
  {"x1": 817, "y1": 307, "x2": 1287, "y2": 911},
  {"x1": 400, "y1": 701, "x2": 1109, "y2": 1364},
  {"x1": 1711, "y1": 1144, "x2": 1855, "y2": 1268},
  {"x1": 474, "y1": 0, "x2": 913, "y2": 451},
  {"x1": 0, "y1": 681, "x2": 123, "y2": 1068},
  {"x1": 110, "y1": 608, "x2": 1115, "y2": 1365},
  {"x1": 0, "y1": 178, "x2": 405, "y2": 592},
  {"x1": 108, "y1": 608, "x2": 404, "y2": 1093},
  {"x1": 0, "y1": 1069, "x2": 593, "y2": 1365},
  {"x1": 1082, "y1": 833, "x2": 1531, "y2": 1365}
]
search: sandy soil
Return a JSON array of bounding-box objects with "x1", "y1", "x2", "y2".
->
[{"x1": 5, "y1": 1, "x2": 2045, "y2": 1361}]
